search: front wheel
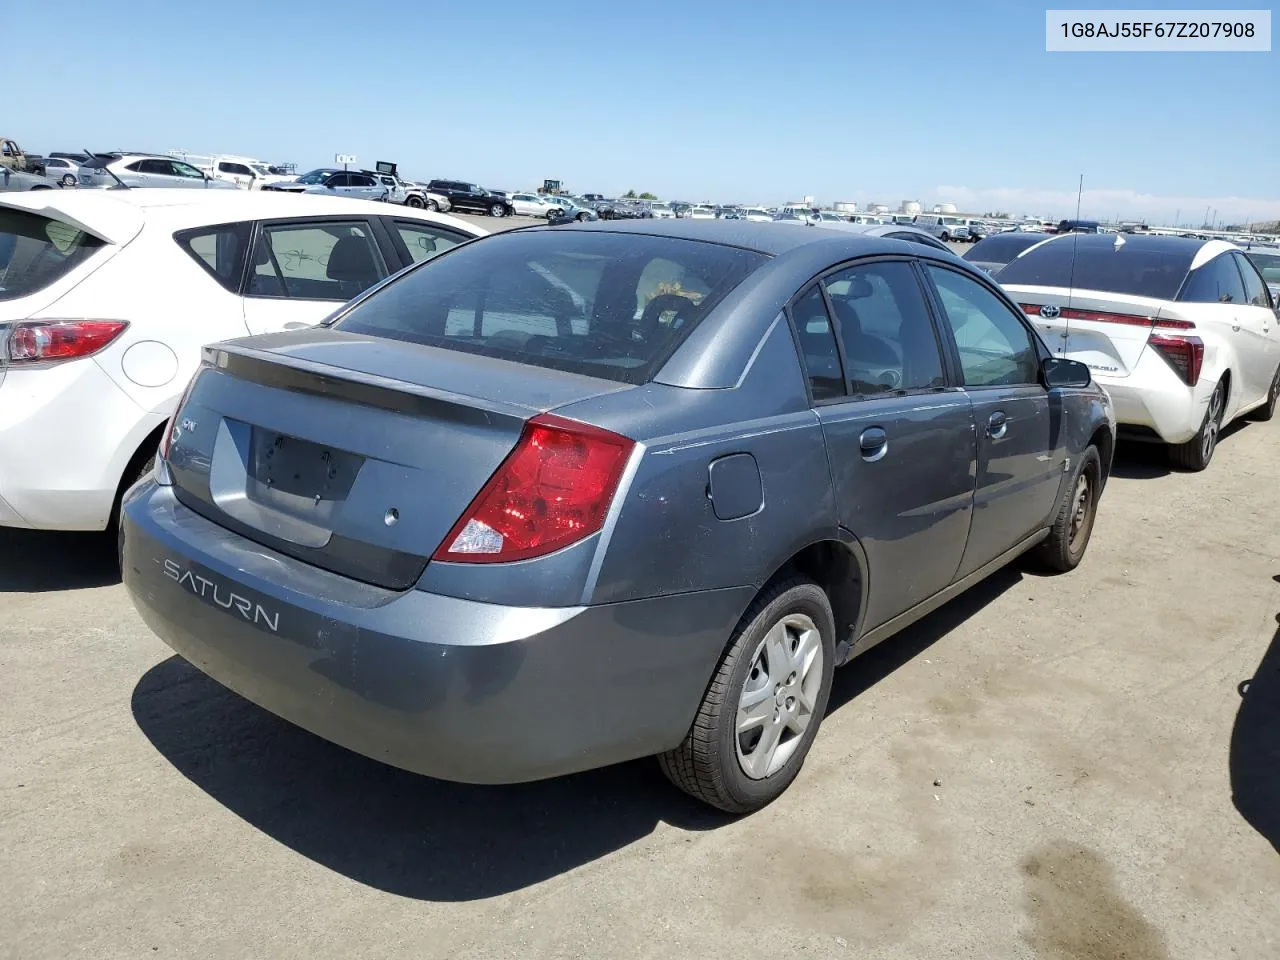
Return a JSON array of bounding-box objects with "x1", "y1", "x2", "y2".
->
[
  {"x1": 1247, "y1": 364, "x2": 1280, "y2": 422},
  {"x1": 658, "y1": 578, "x2": 835, "y2": 814},
  {"x1": 60, "y1": 174, "x2": 77, "y2": 187},
  {"x1": 405, "y1": 195, "x2": 425, "y2": 208},
  {"x1": 577, "y1": 211, "x2": 591, "y2": 221},
  {"x1": 940, "y1": 232, "x2": 951, "y2": 242},
  {"x1": 489, "y1": 203, "x2": 507, "y2": 218},
  {"x1": 1169, "y1": 379, "x2": 1225, "y2": 471},
  {"x1": 1035, "y1": 445, "x2": 1101, "y2": 572}
]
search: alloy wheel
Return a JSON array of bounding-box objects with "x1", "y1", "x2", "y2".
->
[
  {"x1": 1202, "y1": 384, "x2": 1224, "y2": 462},
  {"x1": 735, "y1": 613, "x2": 824, "y2": 780}
]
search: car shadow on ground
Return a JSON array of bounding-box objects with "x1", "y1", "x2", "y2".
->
[
  {"x1": 0, "y1": 528, "x2": 119, "y2": 593},
  {"x1": 1230, "y1": 604, "x2": 1280, "y2": 854},
  {"x1": 131, "y1": 565, "x2": 1023, "y2": 901},
  {"x1": 1109, "y1": 420, "x2": 1255, "y2": 481}
]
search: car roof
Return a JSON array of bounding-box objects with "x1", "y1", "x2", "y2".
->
[
  {"x1": 531, "y1": 216, "x2": 960, "y2": 260},
  {"x1": 0, "y1": 189, "x2": 484, "y2": 245}
]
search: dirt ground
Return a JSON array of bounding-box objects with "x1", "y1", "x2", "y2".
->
[{"x1": 2, "y1": 378, "x2": 1278, "y2": 959}]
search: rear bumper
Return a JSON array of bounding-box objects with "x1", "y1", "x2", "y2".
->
[
  {"x1": 121, "y1": 483, "x2": 750, "y2": 784},
  {"x1": 1096, "y1": 361, "x2": 1207, "y2": 444}
]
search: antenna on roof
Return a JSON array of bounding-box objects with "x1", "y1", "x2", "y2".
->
[{"x1": 1064, "y1": 174, "x2": 1084, "y2": 335}]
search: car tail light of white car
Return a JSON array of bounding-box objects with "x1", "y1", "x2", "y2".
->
[
  {"x1": 433, "y1": 413, "x2": 635, "y2": 564},
  {"x1": 1147, "y1": 334, "x2": 1204, "y2": 386},
  {"x1": 1019, "y1": 304, "x2": 1195, "y2": 330},
  {"x1": 5, "y1": 320, "x2": 128, "y2": 365}
]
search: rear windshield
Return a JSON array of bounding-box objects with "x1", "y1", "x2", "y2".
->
[
  {"x1": 996, "y1": 238, "x2": 1195, "y2": 300},
  {"x1": 0, "y1": 208, "x2": 105, "y2": 302},
  {"x1": 333, "y1": 230, "x2": 768, "y2": 384},
  {"x1": 963, "y1": 233, "x2": 1048, "y2": 267}
]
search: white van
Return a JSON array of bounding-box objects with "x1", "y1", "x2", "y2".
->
[{"x1": 171, "y1": 154, "x2": 293, "y2": 190}]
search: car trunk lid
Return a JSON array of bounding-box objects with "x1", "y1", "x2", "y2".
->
[
  {"x1": 1007, "y1": 285, "x2": 1194, "y2": 379},
  {"x1": 165, "y1": 328, "x2": 631, "y2": 590}
]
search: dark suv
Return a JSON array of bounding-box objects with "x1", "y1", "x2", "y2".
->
[{"x1": 425, "y1": 180, "x2": 514, "y2": 217}]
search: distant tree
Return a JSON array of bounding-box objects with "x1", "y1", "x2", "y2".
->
[
  {"x1": 623, "y1": 189, "x2": 637, "y2": 198},
  {"x1": 639, "y1": 192, "x2": 658, "y2": 200},
  {"x1": 982, "y1": 210, "x2": 1011, "y2": 218}
]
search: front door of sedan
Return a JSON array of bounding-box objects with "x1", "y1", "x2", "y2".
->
[
  {"x1": 796, "y1": 261, "x2": 977, "y2": 630},
  {"x1": 923, "y1": 264, "x2": 1065, "y2": 578},
  {"x1": 240, "y1": 218, "x2": 391, "y2": 334}
]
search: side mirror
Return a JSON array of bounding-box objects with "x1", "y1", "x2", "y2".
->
[{"x1": 1042, "y1": 357, "x2": 1091, "y2": 389}]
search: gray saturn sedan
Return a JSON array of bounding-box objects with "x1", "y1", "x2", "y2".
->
[{"x1": 121, "y1": 219, "x2": 1115, "y2": 813}]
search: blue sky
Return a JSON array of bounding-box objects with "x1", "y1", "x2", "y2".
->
[{"x1": 7, "y1": 0, "x2": 1278, "y2": 223}]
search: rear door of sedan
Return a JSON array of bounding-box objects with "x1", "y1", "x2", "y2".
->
[{"x1": 794, "y1": 257, "x2": 977, "y2": 630}]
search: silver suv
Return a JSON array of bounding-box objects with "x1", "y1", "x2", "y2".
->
[{"x1": 78, "y1": 153, "x2": 238, "y2": 190}]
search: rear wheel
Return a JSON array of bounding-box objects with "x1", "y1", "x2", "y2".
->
[
  {"x1": 658, "y1": 578, "x2": 834, "y2": 814},
  {"x1": 1036, "y1": 445, "x2": 1100, "y2": 572},
  {"x1": 1169, "y1": 380, "x2": 1225, "y2": 471},
  {"x1": 60, "y1": 174, "x2": 77, "y2": 187},
  {"x1": 425, "y1": 199, "x2": 439, "y2": 211},
  {"x1": 1247, "y1": 364, "x2": 1280, "y2": 422},
  {"x1": 576, "y1": 211, "x2": 591, "y2": 221}
]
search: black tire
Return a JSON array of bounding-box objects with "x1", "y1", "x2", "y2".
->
[
  {"x1": 107, "y1": 445, "x2": 157, "y2": 541},
  {"x1": 658, "y1": 578, "x2": 835, "y2": 814},
  {"x1": 405, "y1": 195, "x2": 425, "y2": 209},
  {"x1": 425, "y1": 199, "x2": 439, "y2": 212},
  {"x1": 1169, "y1": 379, "x2": 1225, "y2": 471},
  {"x1": 940, "y1": 232, "x2": 950, "y2": 242},
  {"x1": 489, "y1": 203, "x2": 507, "y2": 218},
  {"x1": 1035, "y1": 445, "x2": 1101, "y2": 573},
  {"x1": 1247, "y1": 364, "x2": 1280, "y2": 422}
]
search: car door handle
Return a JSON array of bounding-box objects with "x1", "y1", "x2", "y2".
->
[
  {"x1": 987, "y1": 412, "x2": 1008, "y2": 439},
  {"x1": 859, "y1": 427, "x2": 888, "y2": 462}
]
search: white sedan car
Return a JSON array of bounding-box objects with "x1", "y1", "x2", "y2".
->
[
  {"x1": 0, "y1": 189, "x2": 485, "y2": 531},
  {"x1": 1002, "y1": 233, "x2": 1279, "y2": 470},
  {"x1": 508, "y1": 192, "x2": 558, "y2": 218}
]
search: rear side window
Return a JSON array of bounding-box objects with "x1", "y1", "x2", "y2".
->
[
  {"x1": 175, "y1": 221, "x2": 251, "y2": 293},
  {"x1": 790, "y1": 286, "x2": 845, "y2": 401},
  {"x1": 247, "y1": 220, "x2": 387, "y2": 301},
  {"x1": 1180, "y1": 253, "x2": 1247, "y2": 304},
  {"x1": 0, "y1": 208, "x2": 105, "y2": 302},
  {"x1": 333, "y1": 231, "x2": 767, "y2": 385},
  {"x1": 1232, "y1": 253, "x2": 1271, "y2": 308},
  {"x1": 997, "y1": 239, "x2": 1195, "y2": 300}
]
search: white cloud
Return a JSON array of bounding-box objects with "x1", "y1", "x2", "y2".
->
[{"x1": 931, "y1": 184, "x2": 1280, "y2": 227}]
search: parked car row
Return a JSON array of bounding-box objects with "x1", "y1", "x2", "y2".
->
[{"x1": 3, "y1": 179, "x2": 1277, "y2": 819}]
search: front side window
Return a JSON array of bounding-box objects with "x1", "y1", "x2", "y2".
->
[
  {"x1": 325, "y1": 174, "x2": 350, "y2": 188},
  {"x1": 1180, "y1": 253, "x2": 1248, "y2": 304},
  {"x1": 0, "y1": 209, "x2": 105, "y2": 302},
  {"x1": 219, "y1": 162, "x2": 251, "y2": 176},
  {"x1": 1232, "y1": 254, "x2": 1273, "y2": 309},
  {"x1": 175, "y1": 221, "x2": 251, "y2": 293},
  {"x1": 927, "y1": 265, "x2": 1040, "y2": 387},
  {"x1": 394, "y1": 220, "x2": 466, "y2": 264},
  {"x1": 247, "y1": 221, "x2": 386, "y2": 301},
  {"x1": 334, "y1": 231, "x2": 766, "y2": 385},
  {"x1": 824, "y1": 261, "x2": 945, "y2": 395},
  {"x1": 170, "y1": 161, "x2": 204, "y2": 179},
  {"x1": 790, "y1": 286, "x2": 845, "y2": 401}
]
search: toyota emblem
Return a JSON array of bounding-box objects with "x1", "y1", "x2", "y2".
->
[{"x1": 1039, "y1": 305, "x2": 1061, "y2": 319}]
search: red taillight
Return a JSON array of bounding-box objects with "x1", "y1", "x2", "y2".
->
[
  {"x1": 158, "y1": 373, "x2": 201, "y2": 461},
  {"x1": 1148, "y1": 334, "x2": 1204, "y2": 386},
  {"x1": 1020, "y1": 303, "x2": 1042, "y2": 315},
  {"x1": 7, "y1": 320, "x2": 128, "y2": 364},
  {"x1": 433, "y1": 413, "x2": 635, "y2": 564}
]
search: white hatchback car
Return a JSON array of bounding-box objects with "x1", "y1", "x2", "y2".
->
[
  {"x1": 0, "y1": 190, "x2": 485, "y2": 531},
  {"x1": 1001, "y1": 233, "x2": 1280, "y2": 470}
]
